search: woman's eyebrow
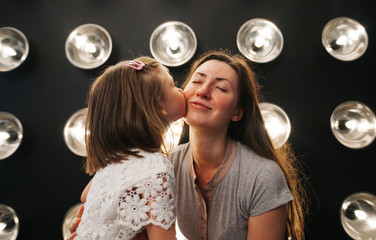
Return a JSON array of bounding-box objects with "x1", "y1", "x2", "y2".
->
[
  {"x1": 216, "y1": 77, "x2": 229, "y2": 81},
  {"x1": 195, "y1": 71, "x2": 229, "y2": 81},
  {"x1": 195, "y1": 71, "x2": 206, "y2": 77}
]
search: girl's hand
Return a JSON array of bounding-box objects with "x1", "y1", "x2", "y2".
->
[{"x1": 65, "y1": 204, "x2": 84, "y2": 240}]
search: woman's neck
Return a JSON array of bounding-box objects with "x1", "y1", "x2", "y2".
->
[{"x1": 189, "y1": 128, "x2": 228, "y2": 170}]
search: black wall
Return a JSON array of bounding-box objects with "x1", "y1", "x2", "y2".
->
[{"x1": 1, "y1": 0, "x2": 375, "y2": 239}]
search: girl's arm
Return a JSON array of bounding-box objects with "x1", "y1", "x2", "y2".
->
[
  {"x1": 66, "y1": 205, "x2": 84, "y2": 240},
  {"x1": 80, "y1": 178, "x2": 93, "y2": 202},
  {"x1": 65, "y1": 179, "x2": 92, "y2": 240},
  {"x1": 146, "y1": 223, "x2": 176, "y2": 240},
  {"x1": 247, "y1": 204, "x2": 288, "y2": 240}
]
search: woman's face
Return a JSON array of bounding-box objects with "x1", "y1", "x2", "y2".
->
[{"x1": 183, "y1": 60, "x2": 243, "y2": 132}]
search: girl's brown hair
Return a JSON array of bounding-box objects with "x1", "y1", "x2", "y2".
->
[
  {"x1": 85, "y1": 56, "x2": 170, "y2": 175},
  {"x1": 181, "y1": 50, "x2": 308, "y2": 240}
]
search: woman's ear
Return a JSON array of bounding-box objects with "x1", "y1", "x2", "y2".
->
[{"x1": 232, "y1": 107, "x2": 243, "y2": 122}]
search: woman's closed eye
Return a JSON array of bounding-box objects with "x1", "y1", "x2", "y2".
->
[
  {"x1": 216, "y1": 85, "x2": 228, "y2": 92},
  {"x1": 216, "y1": 82, "x2": 230, "y2": 92},
  {"x1": 191, "y1": 80, "x2": 202, "y2": 84}
]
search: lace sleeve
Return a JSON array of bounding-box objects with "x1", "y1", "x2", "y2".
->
[{"x1": 117, "y1": 172, "x2": 175, "y2": 234}]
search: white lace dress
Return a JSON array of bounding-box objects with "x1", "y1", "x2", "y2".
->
[{"x1": 75, "y1": 150, "x2": 175, "y2": 240}]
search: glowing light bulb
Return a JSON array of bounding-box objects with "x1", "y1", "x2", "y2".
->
[
  {"x1": 164, "y1": 119, "x2": 184, "y2": 151},
  {"x1": 345, "y1": 119, "x2": 356, "y2": 130},
  {"x1": 254, "y1": 37, "x2": 265, "y2": 48},
  {"x1": 368, "y1": 219, "x2": 376, "y2": 228},
  {"x1": 3, "y1": 46, "x2": 17, "y2": 57},
  {"x1": 0, "y1": 131, "x2": 10, "y2": 142},
  {"x1": 354, "y1": 209, "x2": 367, "y2": 220},
  {"x1": 169, "y1": 40, "x2": 179, "y2": 51},
  {"x1": 85, "y1": 43, "x2": 97, "y2": 54},
  {"x1": 74, "y1": 35, "x2": 87, "y2": 48},
  {"x1": 336, "y1": 35, "x2": 348, "y2": 46},
  {"x1": 264, "y1": 118, "x2": 284, "y2": 140},
  {"x1": 72, "y1": 124, "x2": 85, "y2": 143},
  {"x1": 0, "y1": 222, "x2": 6, "y2": 231}
]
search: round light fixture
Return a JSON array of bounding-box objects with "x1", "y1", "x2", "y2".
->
[
  {"x1": 259, "y1": 102, "x2": 291, "y2": 149},
  {"x1": 150, "y1": 21, "x2": 197, "y2": 67},
  {"x1": 65, "y1": 24, "x2": 112, "y2": 69},
  {"x1": 330, "y1": 101, "x2": 376, "y2": 149},
  {"x1": 0, "y1": 27, "x2": 29, "y2": 72},
  {"x1": 322, "y1": 17, "x2": 368, "y2": 61},
  {"x1": 237, "y1": 18, "x2": 283, "y2": 63},
  {"x1": 0, "y1": 204, "x2": 19, "y2": 240},
  {"x1": 164, "y1": 119, "x2": 184, "y2": 151},
  {"x1": 63, "y1": 108, "x2": 87, "y2": 156},
  {"x1": 341, "y1": 192, "x2": 376, "y2": 240},
  {"x1": 0, "y1": 112, "x2": 23, "y2": 160}
]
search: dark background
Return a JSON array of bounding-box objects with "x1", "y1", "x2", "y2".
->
[{"x1": 1, "y1": 0, "x2": 375, "y2": 239}]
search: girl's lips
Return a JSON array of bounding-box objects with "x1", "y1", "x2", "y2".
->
[{"x1": 189, "y1": 101, "x2": 212, "y2": 110}]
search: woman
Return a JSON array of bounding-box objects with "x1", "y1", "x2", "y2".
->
[
  {"x1": 68, "y1": 50, "x2": 307, "y2": 240},
  {"x1": 170, "y1": 50, "x2": 307, "y2": 240}
]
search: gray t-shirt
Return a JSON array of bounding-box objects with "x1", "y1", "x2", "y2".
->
[{"x1": 170, "y1": 140, "x2": 293, "y2": 240}]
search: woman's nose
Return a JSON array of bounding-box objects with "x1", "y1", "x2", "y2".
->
[{"x1": 196, "y1": 85, "x2": 211, "y2": 99}]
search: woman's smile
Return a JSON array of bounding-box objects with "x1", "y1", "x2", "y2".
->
[{"x1": 189, "y1": 101, "x2": 212, "y2": 110}]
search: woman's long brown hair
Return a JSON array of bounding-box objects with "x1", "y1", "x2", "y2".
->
[{"x1": 181, "y1": 50, "x2": 309, "y2": 240}]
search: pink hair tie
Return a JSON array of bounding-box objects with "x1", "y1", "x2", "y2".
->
[{"x1": 125, "y1": 60, "x2": 145, "y2": 70}]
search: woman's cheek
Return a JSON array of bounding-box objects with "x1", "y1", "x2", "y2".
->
[{"x1": 183, "y1": 87, "x2": 194, "y2": 99}]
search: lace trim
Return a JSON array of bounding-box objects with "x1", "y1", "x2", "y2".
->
[{"x1": 117, "y1": 173, "x2": 175, "y2": 239}]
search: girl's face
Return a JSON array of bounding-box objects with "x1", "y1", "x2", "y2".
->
[
  {"x1": 158, "y1": 66, "x2": 186, "y2": 122},
  {"x1": 183, "y1": 60, "x2": 243, "y2": 132}
]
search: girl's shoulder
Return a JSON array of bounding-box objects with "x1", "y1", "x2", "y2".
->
[{"x1": 94, "y1": 149, "x2": 174, "y2": 186}]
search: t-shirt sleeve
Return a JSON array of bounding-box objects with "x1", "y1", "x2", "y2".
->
[
  {"x1": 248, "y1": 160, "x2": 293, "y2": 216},
  {"x1": 117, "y1": 172, "x2": 175, "y2": 232}
]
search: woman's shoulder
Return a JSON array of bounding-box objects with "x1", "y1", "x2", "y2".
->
[
  {"x1": 171, "y1": 142, "x2": 190, "y2": 153},
  {"x1": 169, "y1": 143, "x2": 190, "y2": 162},
  {"x1": 237, "y1": 142, "x2": 282, "y2": 174},
  {"x1": 235, "y1": 143, "x2": 291, "y2": 207}
]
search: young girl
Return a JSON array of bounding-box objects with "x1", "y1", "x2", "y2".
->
[{"x1": 74, "y1": 56, "x2": 186, "y2": 240}]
